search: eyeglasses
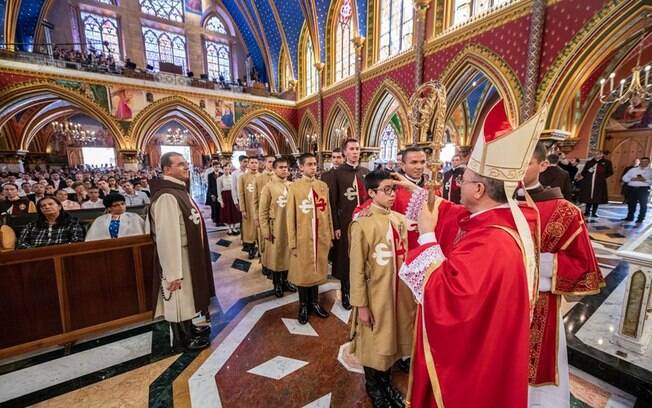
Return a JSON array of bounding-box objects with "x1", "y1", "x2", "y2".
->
[{"x1": 372, "y1": 185, "x2": 397, "y2": 195}]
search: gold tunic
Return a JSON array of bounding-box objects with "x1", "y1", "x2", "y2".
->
[
  {"x1": 349, "y1": 204, "x2": 416, "y2": 371},
  {"x1": 286, "y1": 176, "x2": 334, "y2": 286},
  {"x1": 258, "y1": 175, "x2": 291, "y2": 272},
  {"x1": 255, "y1": 171, "x2": 273, "y2": 254},
  {"x1": 237, "y1": 171, "x2": 258, "y2": 243}
]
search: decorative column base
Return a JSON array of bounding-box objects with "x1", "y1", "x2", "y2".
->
[{"x1": 119, "y1": 150, "x2": 141, "y2": 172}]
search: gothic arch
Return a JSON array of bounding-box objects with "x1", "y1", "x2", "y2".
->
[
  {"x1": 361, "y1": 79, "x2": 412, "y2": 148},
  {"x1": 227, "y1": 108, "x2": 299, "y2": 154},
  {"x1": 298, "y1": 110, "x2": 318, "y2": 151},
  {"x1": 324, "y1": 98, "x2": 354, "y2": 150},
  {"x1": 129, "y1": 96, "x2": 225, "y2": 153},
  {"x1": 0, "y1": 81, "x2": 128, "y2": 150},
  {"x1": 325, "y1": 0, "x2": 360, "y2": 85},
  {"x1": 440, "y1": 44, "x2": 523, "y2": 127}
]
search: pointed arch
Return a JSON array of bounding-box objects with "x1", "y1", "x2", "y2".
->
[
  {"x1": 536, "y1": 0, "x2": 648, "y2": 134},
  {"x1": 0, "y1": 81, "x2": 128, "y2": 150},
  {"x1": 325, "y1": 0, "x2": 360, "y2": 85},
  {"x1": 227, "y1": 108, "x2": 299, "y2": 154},
  {"x1": 298, "y1": 110, "x2": 318, "y2": 151},
  {"x1": 440, "y1": 44, "x2": 523, "y2": 127},
  {"x1": 362, "y1": 79, "x2": 412, "y2": 148},
  {"x1": 129, "y1": 96, "x2": 225, "y2": 154},
  {"x1": 298, "y1": 23, "x2": 320, "y2": 98},
  {"x1": 324, "y1": 98, "x2": 355, "y2": 150}
]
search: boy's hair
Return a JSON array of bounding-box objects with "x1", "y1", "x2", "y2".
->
[
  {"x1": 532, "y1": 142, "x2": 547, "y2": 163},
  {"x1": 273, "y1": 158, "x2": 288, "y2": 168},
  {"x1": 364, "y1": 169, "x2": 393, "y2": 191},
  {"x1": 298, "y1": 153, "x2": 315, "y2": 165}
]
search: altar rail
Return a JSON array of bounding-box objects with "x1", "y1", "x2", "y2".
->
[{"x1": 0, "y1": 235, "x2": 155, "y2": 359}]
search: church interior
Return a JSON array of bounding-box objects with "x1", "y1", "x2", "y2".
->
[{"x1": 0, "y1": 0, "x2": 651, "y2": 406}]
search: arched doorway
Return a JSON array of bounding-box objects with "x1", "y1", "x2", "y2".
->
[{"x1": 324, "y1": 100, "x2": 354, "y2": 150}]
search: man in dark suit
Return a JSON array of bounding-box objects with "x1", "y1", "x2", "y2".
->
[{"x1": 540, "y1": 154, "x2": 573, "y2": 200}]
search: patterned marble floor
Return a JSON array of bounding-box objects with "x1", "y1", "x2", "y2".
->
[{"x1": 0, "y1": 202, "x2": 647, "y2": 407}]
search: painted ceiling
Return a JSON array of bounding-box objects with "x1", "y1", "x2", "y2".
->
[{"x1": 3, "y1": 0, "x2": 368, "y2": 88}]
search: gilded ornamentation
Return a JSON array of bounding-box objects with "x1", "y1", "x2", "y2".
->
[
  {"x1": 521, "y1": 0, "x2": 546, "y2": 120},
  {"x1": 360, "y1": 78, "x2": 412, "y2": 148},
  {"x1": 298, "y1": 110, "x2": 319, "y2": 151},
  {"x1": 225, "y1": 108, "x2": 298, "y2": 152},
  {"x1": 439, "y1": 44, "x2": 523, "y2": 126},
  {"x1": 323, "y1": 97, "x2": 355, "y2": 150}
]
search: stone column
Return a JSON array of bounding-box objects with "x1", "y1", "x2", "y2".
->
[
  {"x1": 353, "y1": 36, "x2": 366, "y2": 139},
  {"x1": 521, "y1": 0, "x2": 546, "y2": 120},
  {"x1": 413, "y1": 0, "x2": 431, "y2": 89},
  {"x1": 0, "y1": 150, "x2": 27, "y2": 173},
  {"x1": 119, "y1": 150, "x2": 140, "y2": 172},
  {"x1": 315, "y1": 62, "x2": 325, "y2": 153}
]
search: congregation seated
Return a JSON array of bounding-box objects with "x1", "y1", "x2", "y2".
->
[
  {"x1": 85, "y1": 193, "x2": 145, "y2": 241},
  {"x1": 0, "y1": 183, "x2": 36, "y2": 215},
  {"x1": 55, "y1": 189, "x2": 81, "y2": 210},
  {"x1": 17, "y1": 196, "x2": 85, "y2": 249},
  {"x1": 122, "y1": 181, "x2": 150, "y2": 206},
  {"x1": 81, "y1": 186, "x2": 105, "y2": 209}
]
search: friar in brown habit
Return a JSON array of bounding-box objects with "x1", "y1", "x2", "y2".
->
[
  {"x1": 148, "y1": 152, "x2": 214, "y2": 351},
  {"x1": 325, "y1": 138, "x2": 368, "y2": 310}
]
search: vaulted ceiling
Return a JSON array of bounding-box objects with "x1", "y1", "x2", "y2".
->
[{"x1": 2, "y1": 0, "x2": 368, "y2": 89}]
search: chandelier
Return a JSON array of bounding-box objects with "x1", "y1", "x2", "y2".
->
[
  {"x1": 51, "y1": 120, "x2": 97, "y2": 144},
  {"x1": 599, "y1": 32, "x2": 652, "y2": 108},
  {"x1": 166, "y1": 128, "x2": 188, "y2": 144},
  {"x1": 235, "y1": 132, "x2": 264, "y2": 150}
]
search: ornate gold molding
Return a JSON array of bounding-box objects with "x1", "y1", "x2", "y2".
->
[
  {"x1": 360, "y1": 78, "x2": 412, "y2": 148},
  {"x1": 298, "y1": 109, "x2": 318, "y2": 150},
  {"x1": 129, "y1": 95, "x2": 225, "y2": 153},
  {"x1": 225, "y1": 107, "x2": 298, "y2": 151},
  {"x1": 425, "y1": 0, "x2": 533, "y2": 55},
  {"x1": 360, "y1": 49, "x2": 417, "y2": 82},
  {"x1": 321, "y1": 76, "x2": 356, "y2": 97},
  {"x1": 0, "y1": 79, "x2": 128, "y2": 150},
  {"x1": 439, "y1": 44, "x2": 523, "y2": 126},
  {"x1": 296, "y1": 94, "x2": 319, "y2": 108},
  {"x1": 323, "y1": 97, "x2": 355, "y2": 150}
]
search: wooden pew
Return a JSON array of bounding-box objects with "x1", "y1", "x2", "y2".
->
[{"x1": 0, "y1": 235, "x2": 155, "y2": 359}]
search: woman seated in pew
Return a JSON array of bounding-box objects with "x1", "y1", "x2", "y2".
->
[
  {"x1": 85, "y1": 193, "x2": 145, "y2": 241},
  {"x1": 17, "y1": 197, "x2": 86, "y2": 249}
]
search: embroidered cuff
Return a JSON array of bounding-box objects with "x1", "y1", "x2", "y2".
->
[
  {"x1": 399, "y1": 244, "x2": 445, "y2": 304},
  {"x1": 418, "y1": 232, "x2": 437, "y2": 245},
  {"x1": 405, "y1": 187, "x2": 428, "y2": 223}
]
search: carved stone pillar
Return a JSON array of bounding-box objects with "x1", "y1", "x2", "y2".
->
[
  {"x1": 119, "y1": 150, "x2": 140, "y2": 172},
  {"x1": 413, "y1": 0, "x2": 431, "y2": 89},
  {"x1": 353, "y1": 36, "x2": 366, "y2": 139},
  {"x1": 522, "y1": 0, "x2": 546, "y2": 120},
  {"x1": 315, "y1": 62, "x2": 325, "y2": 153}
]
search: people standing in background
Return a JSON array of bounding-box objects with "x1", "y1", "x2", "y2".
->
[
  {"x1": 231, "y1": 155, "x2": 248, "y2": 208},
  {"x1": 238, "y1": 157, "x2": 259, "y2": 259},
  {"x1": 217, "y1": 163, "x2": 241, "y2": 235},
  {"x1": 287, "y1": 153, "x2": 333, "y2": 325},
  {"x1": 86, "y1": 193, "x2": 145, "y2": 240},
  {"x1": 441, "y1": 154, "x2": 466, "y2": 204},
  {"x1": 325, "y1": 138, "x2": 369, "y2": 311},
  {"x1": 577, "y1": 150, "x2": 613, "y2": 218},
  {"x1": 206, "y1": 162, "x2": 221, "y2": 226},
  {"x1": 539, "y1": 154, "x2": 573, "y2": 200},
  {"x1": 621, "y1": 158, "x2": 640, "y2": 204},
  {"x1": 258, "y1": 158, "x2": 296, "y2": 297},
  {"x1": 558, "y1": 153, "x2": 578, "y2": 182},
  {"x1": 622, "y1": 157, "x2": 652, "y2": 224},
  {"x1": 255, "y1": 155, "x2": 275, "y2": 277}
]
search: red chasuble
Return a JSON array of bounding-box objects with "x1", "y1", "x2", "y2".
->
[
  {"x1": 402, "y1": 206, "x2": 537, "y2": 408},
  {"x1": 526, "y1": 186, "x2": 603, "y2": 385}
]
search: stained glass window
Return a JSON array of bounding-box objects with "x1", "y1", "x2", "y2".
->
[
  {"x1": 206, "y1": 41, "x2": 231, "y2": 80},
  {"x1": 205, "y1": 16, "x2": 227, "y2": 34},
  {"x1": 335, "y1": 20, "x2": 354, "y2": 81},
  {"x1": 142, "y1": 27, "x2": 187, "y2": 73},
  {"x1": 139, "y1": 0, "x2": 183, "y2": 23},
  {"x1": 379, "y1": 124, "x2": 398, "y2": 162},
  {"x1": 453, "y1": 0, "x2": 510, "y2": 25},
  {"x1": 306, "y1": 38, "x2": 318, "y2": 96},
  {"x1": 80, "y1": 12, "x2": 121, "y2": 61},
  {"x1": 378, "y1": 0, "x2": 413, "y2": 61}
]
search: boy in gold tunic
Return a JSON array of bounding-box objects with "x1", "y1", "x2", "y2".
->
[
  {"x1": 258, "y1": 158, "x2": 296, "y2": 297},
  {"x1": 349, "y1": 169, "x2": 414, "y2": 408},
  {"x1": 238, "y1": 156, "x2": 259, "y2": 259},
  {"x1": 255, "y1": 155, "x2": 275, "y2": 277},
  {"x1": 287, "y1": 153, "x2": 334, "y2": 324}
]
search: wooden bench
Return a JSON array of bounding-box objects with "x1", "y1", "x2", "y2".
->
[{"x1": 0, "y1": 235, "x2": 155, "y2": 359}]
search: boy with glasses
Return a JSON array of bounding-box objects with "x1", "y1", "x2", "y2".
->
[{"x1": 349, "y1": 169, "x2": 413, "y2": 408}]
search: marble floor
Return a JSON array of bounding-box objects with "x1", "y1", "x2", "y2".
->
[{"x1": 0, "y1": 201, "x2": 648, "y2": 407}]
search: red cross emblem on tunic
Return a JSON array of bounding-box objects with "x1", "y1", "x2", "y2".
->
[{"x1": 315, "y1": 197, "x2": 327, "y2": 212}]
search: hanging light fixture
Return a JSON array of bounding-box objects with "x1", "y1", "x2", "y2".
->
[
  {"x1": 51, "y1": 120, "x2": 97, "y2": 144},
  {"x1": 166, "y1": 128, "x2": 189, "y2": 144},
  {"x1": 235, "y1": 132, "x2": 264, "y2": 150},
  {"x1": 599, "y1": 31, "x2": 652, "y2": 108}
]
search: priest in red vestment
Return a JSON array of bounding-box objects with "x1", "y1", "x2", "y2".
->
[
  {"x1": 523, "y1": 142, "x2": 603, "y2": 407},
  {"x1": 397, "y1": 101, "x2": 549, "y2": 407}
]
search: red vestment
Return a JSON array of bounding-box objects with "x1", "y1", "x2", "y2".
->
[
  {"x1": 404, "y1": 205, "x2": 537, "y2": 408},
  {"x1": 526, "y1": 186, "x2": 603, "y2": 385}
]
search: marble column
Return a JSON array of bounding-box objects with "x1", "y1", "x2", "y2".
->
[
  {"x1": 119, "y1": 150, "x2": 140, "y2": 172},
  {"x1": 413, "y1": 0, "x2": 431, "y2": 90},
  {"x1": 521, "y1": 0, "x2": 547, "y2": 120},
  {"x1": 353, "y1": 36, "x2": 366, "y2": 140}
]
